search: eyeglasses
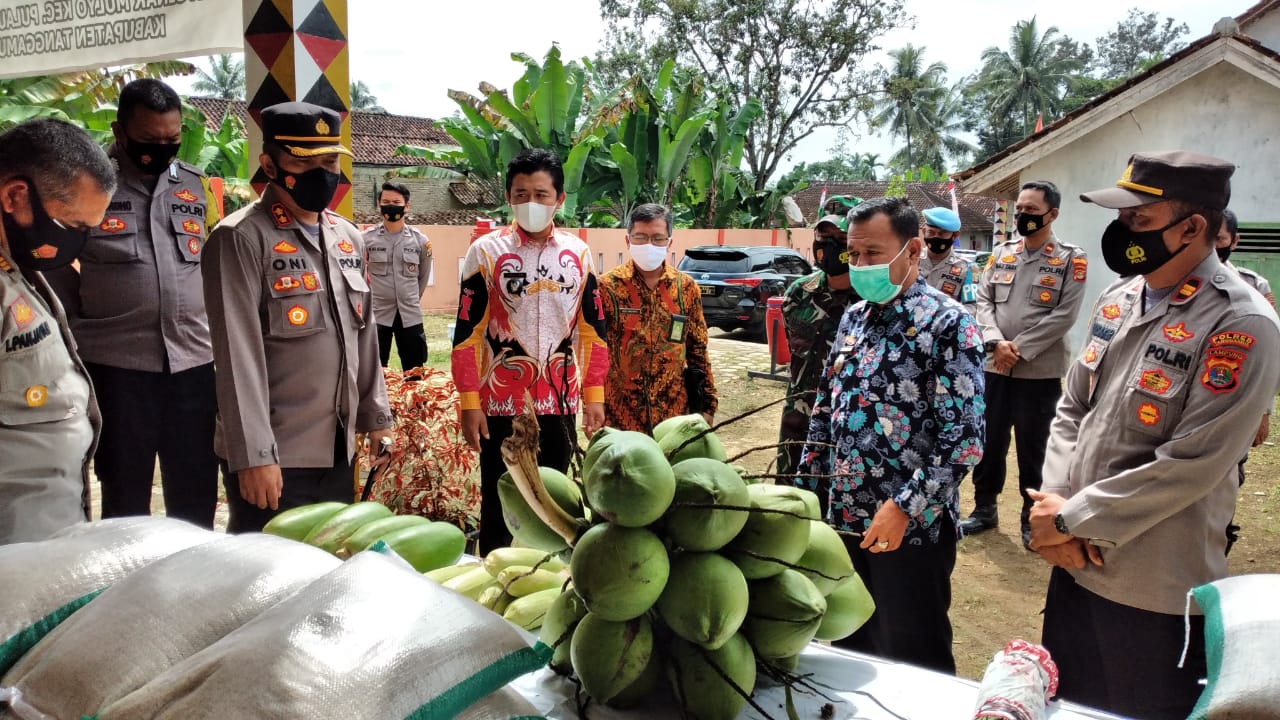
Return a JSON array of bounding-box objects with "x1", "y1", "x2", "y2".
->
[
  {"x1": 815, "y1": 234, "x2": 844, "y2": 243},
  {"x1": 629, "y1": 235, "x2": 671, "y2": 247}
]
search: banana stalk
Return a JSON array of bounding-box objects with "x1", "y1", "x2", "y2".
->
[{"x1": 501, "y1": 398, "x2": 580, "y2": 546}]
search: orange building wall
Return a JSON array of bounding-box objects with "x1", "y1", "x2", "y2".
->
[{"x1": 404, "y1": 225, "x2": 816, "y2": 314}]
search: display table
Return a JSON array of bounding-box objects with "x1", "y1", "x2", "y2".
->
[{"x1": 509, "y1": 643, "x2": 1131, "y2": 719}]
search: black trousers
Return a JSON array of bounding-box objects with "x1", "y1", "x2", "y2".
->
[
  {"x1": 377, "y1": 312, "x2": 427, "y2": 369},
  {"x1": 970, "y1": 373, "x2": 1061, "y2": 520},
  {"x1": 87, "y1": 361, "x2": 219, "y2": 528},
  {"x1": 833, "y1": 518, "x2": 957, "y2": 675},
  {"x1": 222, "y1": 427, "x2": 355, "y2": 534},
  {"x1": 1042, "y1": 568, "x2": 1207, "y2": 719},
  {"x1": 477, "y1": 414, "x2": 575, "y2": 554}
]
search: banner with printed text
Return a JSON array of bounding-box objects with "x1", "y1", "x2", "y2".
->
[{"x1": 0, "y1": 0, "x2": 241, "y2": 79}]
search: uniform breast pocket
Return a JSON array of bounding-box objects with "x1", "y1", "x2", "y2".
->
[
  {"x1": 1123, "y1": 386, "x2": 1172, "y2": 438},
  {"x1": 82, "y1": 212, "x2": 140, "y2": 264},
  {"x1": 1028, "y1": 285, "x2": 1061, "y2": 308},
  {"x1": 367, "y1": 245, "x2": 390, "y2": 276},
  {"x1": 171, "y1": 214, "x2": 206, "y2": 263},
  {"x1": 991, "y1": 279, "x2": 1014, "y2": 303},
  {"x1": 0, "y1": 342, "x2": 82, "y2": 426},
  {"x1": 265, "y1": 273, "x2": 326, "y2": 338},
  {"x1": 400, "y1": 246, "x2": 421, "y2": 277},
  {"x1": 341, "y1": 268, "x2": 371, "y2": 326}
]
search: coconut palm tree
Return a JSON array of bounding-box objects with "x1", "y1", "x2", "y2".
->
[
  {"x1": 871, "y1": 44, "x2": 948, "y2": 171},
  {"x1": 350, "y1": 81, "x2": 386, "y2": 113},
  {"x1": 192, "y1": 54, "x2": 244, "y2": 100},
  {"x1": 975, "y1": 17, "x2": 1082, "y2": 137},
  {"x1": 891, "y1": 85, "x2": 975, "y2": 172}
]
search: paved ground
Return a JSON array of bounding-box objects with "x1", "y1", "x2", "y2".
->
[{"x1": 707, "y1": 331, "x2": 787, "y2": 382}]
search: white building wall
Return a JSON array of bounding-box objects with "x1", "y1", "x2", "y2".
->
[
  {"x1": 1244, "y1": 10, "x2": 1280, "y2": 52},
  {"x1": 1017, "y1": 62, "x2": 1280, "y2": 350}
]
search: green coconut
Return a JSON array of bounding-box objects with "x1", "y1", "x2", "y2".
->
[
  {"x1": 570, "y1": 523, "x2": 670, "y2": 621},
  {"x1": 656, "y1": 552, "x2": 749, "y2": 650},
  {"x1": 815, "y1": 572, "x2": 876, "y2": 642},
  {"x1": 721, "y1": 484, "x2": 815, "y2": 579},
  {"x1": 795, "y1": 520, "x2": 855, "y2": 595},
  {"x1": 497, "y1": 467, "x2": 584, "y2": 552},
  {"x1": 742, "y1": 569, "x2": 827, "y2": 659},
  {"x1": 655, "y1": 414, "x2": 728, "y2": 464},
  {"x1": 582, "y1": 430, "x2": 675, "y2": 527},
  {"x1": 608, "y1": 637, "x2": 667, "y2": 708},
  {"x1": 582, "y1": 426, "x2": 619, "y2": 480},
  {"x1": 570, "y1": 612, "x2": 654, "y2": 706},
  {"x1": 662, "y1": 458, "x2": 750, "y2": 551},
  {"x1": 794, "y1": 486, "x2": 823, "y2": 521},
  {"x1": 667, "y1": 633, "x2": 757, "y2": 720},
  {"x1": 540, "y1": 588, "x2": 590, "y2": 675}
]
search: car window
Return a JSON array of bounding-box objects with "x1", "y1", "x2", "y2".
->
[
  {"x1": 773, "y1": 255, "x2": 810, "y2": 275},
  {"x1": 680, "y1": 249, "x2": 750, "y2": 273}
]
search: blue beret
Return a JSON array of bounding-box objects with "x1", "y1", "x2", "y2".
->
[{"x1": 923, "y1": 207, "x2": 961, "y2": 232}]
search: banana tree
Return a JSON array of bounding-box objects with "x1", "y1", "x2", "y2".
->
[
  {"x1": 0, "y1": 61, "x2": 194, "y2": 131},
  {"x1": 681, "y1": 97, "x2": 764, "y2": 228}
]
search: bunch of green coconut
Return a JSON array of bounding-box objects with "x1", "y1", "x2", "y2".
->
[{"x1": 497, "y1": 413, "x2": 876, "y2": 719}]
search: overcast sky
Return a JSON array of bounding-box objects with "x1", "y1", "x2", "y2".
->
[{"x1": 171, "y1": 0, "x2": 1236, "y2": 174}]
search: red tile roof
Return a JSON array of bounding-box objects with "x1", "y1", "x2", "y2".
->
[
  {"x1": 185, "y1": 97, "x2": 453, "y2": 167},
  {"x1": 353, "y1": 209, "x2": 493, "y2": 226},
  {"x1": 793, "y1": 181, "x2": 999, "y2": 232}
]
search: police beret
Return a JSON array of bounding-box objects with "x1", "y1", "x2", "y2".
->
[{"x1": 922, "y1": 207, "x2": 961, "y2": 232}]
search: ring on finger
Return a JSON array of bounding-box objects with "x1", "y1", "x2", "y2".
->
[{"x1": 876, "y1": 540, "x2": 889, "y2": 550}]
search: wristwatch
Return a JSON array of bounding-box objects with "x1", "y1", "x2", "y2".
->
[
  {"x1": 983, "y1": 339, "x2": 999, "y2": 353},
  {"x1": 1054, "y1": 513, "x2": 1070, "y2": 536}
]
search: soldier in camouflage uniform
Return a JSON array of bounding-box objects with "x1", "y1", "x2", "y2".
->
[{"x1": 778, "y1": 214, "x2": 859, "y2": 508}]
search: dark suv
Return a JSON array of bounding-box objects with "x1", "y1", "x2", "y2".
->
[{"x1": 678, "y1": 246, "x2": 813, "y2": 336}]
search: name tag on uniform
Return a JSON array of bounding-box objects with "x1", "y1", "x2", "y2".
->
[{"x1": 669, "y1": 314, "x2": 687, "y2": 343}]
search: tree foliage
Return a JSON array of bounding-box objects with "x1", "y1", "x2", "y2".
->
[
  {"x1": 350, "y1": 80, "x2": 386, "y2": 113},
  {"x1": 192, "y1": 54, "x2": 244, "y2": 100},
  {"x1": 1094, "y1": 9, "x2": 1189, "y2": 80},
  {"x1": 597, "y1": 0, "x2": 907, "y2": 190}
]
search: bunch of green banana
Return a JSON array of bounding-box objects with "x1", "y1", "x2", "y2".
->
[{"x1": 424, "y1": 547, "x2": 568, "y2": 631}]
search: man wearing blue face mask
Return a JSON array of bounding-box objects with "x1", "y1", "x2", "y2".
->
[
  {"x1": 1027, "y1": 151, "x2": 1280, "y2": 719},
  {"x1": 202, "y1": 101, "x2": 394, "y2": 533},
  {"x1": 795, "y1": 196, "x2": 986, "y2": 674}
]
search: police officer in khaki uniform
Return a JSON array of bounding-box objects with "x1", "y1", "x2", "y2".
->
[
  {"x1": 203, "y1": 101, "x2": 394, "y2": 533},
  {"x1": 49, "y1": 79, "x2": 221, "y2": 528},
  {"x1": 964, "y1": 181, "x2": 1087, "y2": 546},
  {"x1": 363, "y1": 181, "x2": 432, "y2": 368},
  {"x1": 1027, "y1": 151, "x2": 1280, "y2": 719},
  {"x1": 0, "y1": 119, "x2": 115, "y2": 543},
  {"x1": 918, "y1": 207, "x2": 978, "y2": 310}
]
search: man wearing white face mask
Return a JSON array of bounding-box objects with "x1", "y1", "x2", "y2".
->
[
  {"x1": 599, "y1": 203, "x2": 716, "y2": 433},
  {"x1": 451, "y1": 148, "x2": 608, "y2": 553},
  {"x1": 795, "y1": 196, "x2": 985, "y2": 674}
]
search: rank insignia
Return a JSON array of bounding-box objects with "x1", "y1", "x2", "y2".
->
[
  {"x1": 1137, "y1": 402, "x2": 1161, "y2": 426},
  {"x1": 271, "y1": 203, "x2": 292, "y2": 228},
  {"x1": 32, "y1": 244, "x2": 57, "y2": 259},
  {"x1": 941, "y1": 281, "x2": 957, "y2": 296},
  {"x1": 1042, "y1": 242, "x2": 1055, "y2": 254},
  {"x1": 337, "y1": 239, "x2": 355, "y2": 254},
  {"x1": 1045, "y1": 256, "x2": 1065, "y2": 266},
  {"x1": 301, "y1": 272, "x2": 319, "y2": 291},
  {"x1": 273, "y1": 240, "x2": 298, "y2": 254},
  {"x1": 1038, "y1": 275, "x2": 1057, "y2": 288},
  {"x1": 1101, "y1": 304, "x2": 1121, "y2": 320},
  {"x1": 174, "y1": 188, "x2": 199, "y2": 203},
  {"x1": 187, "y1": 237, "x2": 201, "y2": 256},
  {"x1": 274, "y1": 275, "x2": 300, "y2": 292},
  {"x1": 182, "y1": 218, "x2": 202, "y2": 235},
  {"x1": 1071, "y1": 256, "x2": 1088, "y2": 282},
  {"x1": 1173, "y1": 277, "x2": 1201, "y2": 303},
  {"x1": 1162, "y1": 323, "x2": 1194, "y2": 343},
  {"x1": 287, "y1": 305, "x2": 309, "y2": 326},
  {"x1": 99, "y1": 217, "x2": 127, "y2": 233}
]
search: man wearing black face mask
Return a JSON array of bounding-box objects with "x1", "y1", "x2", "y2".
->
[
  {"x1": 777, "y1": 214, "x2": 859, "y2": 493},
  {"x1": 919, "y1": 207, "x2": 978, "y2": 311},
  {"x1": 203, "y1": 101, "x2": 393, "y2": 533},
  {"x1": 0, "y1": 118, "x2": 116, "y2": 543},
  {"x1": 964, "y1": 180, "x2": 1087, "y2": 547},
  {"x1": 47, "y1": 79, "x2": 222, "y2": 529},
  {"x1": 1026, "y1": 151, "x2": 1280, "y2": 719},
  {"x1": 363, "y1": 181, "x2": 432, "y2": 369}
]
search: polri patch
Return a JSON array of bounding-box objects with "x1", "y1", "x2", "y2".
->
[
  {"x1": 1201, "y1": 346, "x2": 1246, "y2": 394},
  {"x1": 9, "y1": 295, "x2": 34, "y2": 329},
  {"x1": 1101, "y1": 304, "x2": 1121, "y2": 320},
  {"x1": 1137, "y1": 402, "x2": 1161, "y2": 426},
  {"x1": 1162, "y1": 323, "x2": 1194, "y2": 343},
  {"x1": 337, "y1": 239, "x2": 355, "y2": 254},
  {"x1": 301, "y1": 272, "x2": 319, "y2": 291},
  {"x1": 24, "y1": 385, "x2": 47, "y2": 408},
  {"x1": 182, "y1": 218, "x2": 202, "y2": 235},
  {"x1": 1139, "y1": 369, "x2": 1173, "y2": 395},
  {"x1": 274, "y1": 275, "x2": 300, "y2": 292},
  {"x1": 287, "y1": 305, "x2": 309, "y2": 326},
  {"x1": 99, "y1": 217, "x2": 127, "y2": 233},
  {"x1": 187, "y1": 237, "x2": 201, "y2": 256},
  {"x1": 174, "y1": 188, "x2": 199, "y2": 203},
  {"x1": 273, "y1": 240, "x2": 298, "y2": 254}
]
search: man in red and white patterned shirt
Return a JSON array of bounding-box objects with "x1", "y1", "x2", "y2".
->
[{"x1": 451, "y1": 148, "x2": 608, "y2": 552}]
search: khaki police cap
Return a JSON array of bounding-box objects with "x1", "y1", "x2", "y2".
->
[
  {"x1": 1080, "y1": 151, "x2": 1234, "y2": 210},
  {"x1": 261, "y1": 101, "x2": 353, "y2": 158}
]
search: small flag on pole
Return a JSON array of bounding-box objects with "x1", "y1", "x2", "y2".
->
[
  {"x1": 818, "y1": 184, "x2": 828, "y2": 214},
  {"x1": 1034, "y1": 113, "x2": 1044, "y2": 133},
  {"x1": 947, "y1": 180, "x2": 959, "y2": 214}
]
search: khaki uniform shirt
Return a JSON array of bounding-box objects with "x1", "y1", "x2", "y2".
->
[
  {"x1": 363, "y1": 224, "x2": 431, "y2": 327},
  {"x1": 920, "y1": 249, "x2": 979, "y2": 309},
  {"x1": 976, "y1": 235, "x2": 1088, "y2": 378},
  {"x1": 59, "y1": 152, "x2": 219, "y2": 373},
  {"x1": 0, "y1": 248, "x2": 98, "y2": 543},
  {"x1": 1226, "y1": 261, "x2": 1276, "y2": 310},
  {"x1": 1042, "y1": 253, "x2": 1280, "y2": 614},
  {"x1": 202, "y1": 186, "x2": 392, "y2": 473}
]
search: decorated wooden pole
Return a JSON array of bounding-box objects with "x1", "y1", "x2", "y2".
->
[{"x1": 241, "y1": 0, "x2": 353, "y2": 218}]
